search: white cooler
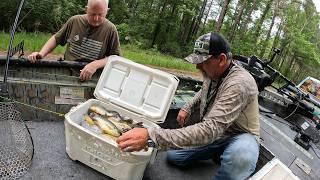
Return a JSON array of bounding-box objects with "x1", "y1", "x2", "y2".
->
[{"x1": 64, "y1": 55, "x2": 179, "y2": 180}]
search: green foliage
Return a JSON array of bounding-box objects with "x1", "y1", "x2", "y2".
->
[
  {"x1": 276, "y1": 1, "x2": 320, "y2": 81},
  {"x1": 116, "y1": 23, "x2": 130, "y2": 43},
  {"x1": 0, "y1": 0, "x2": 205, "y2": 57},
  {"x1": 0, "y1": 32, "x2": 195, "y2": 72},
  {"x1": 122, "y1": 44, "x2": 196, "y2": 71},
  {"x1": 0, "y1": 31, "x2": 65, "y2": 54},
  {"x1": 108, "y1": 0, "x2": 129, "y2": 23},
  {"x1": 1, "y1": 0, "x2": 320, "y2": 79},
  {"x1": 224, "y1": 0, "x2": 320, "y2": 81},
  {"x1": 0, "y1": 0, "x2": 86, "y2": 32},
  {"x1": 110, "y1": 0, "x2": 204, "y2": 56}
]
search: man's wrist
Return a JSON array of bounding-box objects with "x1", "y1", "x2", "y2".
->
[{"x1": 37, "y1": 52, "x2": 44, "y2": 59}]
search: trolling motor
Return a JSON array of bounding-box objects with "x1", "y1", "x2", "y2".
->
[
  {"x1": 233, "y1": 48, "x2": 281, "y2": 91},
  {"x1": 233, "y1": 48, "x2": 320, "y2": 150}
]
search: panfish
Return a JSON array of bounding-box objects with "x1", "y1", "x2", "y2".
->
[
  {"x1": 84, "y1": 114, "x2": 94, "y2": 126},
  {"x1": 106, "y1": 110, "x2": 120, "y2": 117},
  {"x1": 90, "y1": 113, "x2": 121, "y2": 137},
  {"x1": 89, "y1": 106, "x2": 108, "y2": 116},
  {"x1": 89, "y1": 105, "x2": 119, "y2": 117},
  {"x1": 108, "y1": 116, "x2": 144, "y2": 129},
  {"x1": 108, "y1": 115, "x2": 122, "y2": 122},
  {"x1": 108, "y1": 116, "x2": 132, "y2": 133},
  {"x1": 120, "y1": 116, "x2": 134, "y2": 124},
  {"x1": 81, "y1": 120, "x2": 102, "y2": 134},
  {"x1": 130, "y1": 122, "x2": 144, "y2": 128},
  {"x1": 88, "y1": 106, "x2": 144, "y2": 134}
]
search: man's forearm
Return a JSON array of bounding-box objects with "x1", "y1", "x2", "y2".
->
[
  {"x1": 39, "y1": 36, "x2": 57, "y2": 57},
  {"x1": 92, "y1": 57, "x2": 108, "y2": 69}
]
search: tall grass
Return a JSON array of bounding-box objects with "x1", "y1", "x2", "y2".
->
[
  {"x1": 122, "y1": 44, "x2": 196, "y2": 71},
  {"x1": 0, "y1": 32, "x2": 196, "y2": 72},
  {"x1": 0, "y1": 31, "x2": 65, "y2": 54}
]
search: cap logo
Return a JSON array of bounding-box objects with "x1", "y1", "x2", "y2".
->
[{"x1": 194, "y1": 41, "x2": 209, "y2": 55}]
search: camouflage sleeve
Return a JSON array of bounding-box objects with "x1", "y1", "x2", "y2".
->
[
  {"x1": 148, "y1": 82, "x2": 248, "y2": 151},
  {"x1": 181, "y1": 89, "x2": 201, "y2": 114}
]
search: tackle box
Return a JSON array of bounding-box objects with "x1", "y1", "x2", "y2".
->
[{"x1": 64, "y1": 55, "x2": 179, "y2": 180}]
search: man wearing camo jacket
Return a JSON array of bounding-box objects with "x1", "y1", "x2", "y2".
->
[{"x1": 117, "y1": 32, "x2": 260, "y2": 180}]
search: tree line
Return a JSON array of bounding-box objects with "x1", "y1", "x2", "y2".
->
[{"x1": 0, "y1": 0, "x2": 319, "y2": 82}]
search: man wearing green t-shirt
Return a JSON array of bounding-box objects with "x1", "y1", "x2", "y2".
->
[{"x1": 28, "y1": 0, "x2": 120, "y2": 81}]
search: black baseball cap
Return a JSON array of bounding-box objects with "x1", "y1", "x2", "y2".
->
[{"x1": 185, "y1": 32, "x2": 231, "y2": 64}]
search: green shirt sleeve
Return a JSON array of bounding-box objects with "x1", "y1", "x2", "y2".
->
[
  {"x1": 54, "y1": 17, "x2": 74, "y2": 46},
  {"x1": 105, "y1": 24, "x2": 121, "y2": 56}
]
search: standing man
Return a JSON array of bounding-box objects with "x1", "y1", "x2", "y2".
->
[
  {"x1": 117, "y1": 32, "x2": 260, "y2": 180},
  {"x1": 28, "y1": 0, "x2": 120, "y2": 81}
]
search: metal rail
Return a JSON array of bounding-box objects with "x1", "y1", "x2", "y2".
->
[{"x1": 0, "y1": 55, "x2": 89, "y2": 68}]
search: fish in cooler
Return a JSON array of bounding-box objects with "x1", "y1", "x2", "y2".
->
[
  {"x1": 90, "y1": 113, "x2": 122, "y2": 137},
  {"x1": 89, "y1": 106, "x2": 119, "y2": 117},
  {"x1": 81, "y1": 119, "x2": 102, "y2": 134},
  {"x1": 81, "y1": 105, "x2": 144, "y2": 138}
]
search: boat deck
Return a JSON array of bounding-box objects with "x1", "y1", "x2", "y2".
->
[
  {"x1": 2, "y1": 55, "x2": 320, "y2": 179},
  {"x1": 19, "y1": 108, "x2": 320, "y2": 180},
  {"x1": 21, "y1": 120, "x2": 217, "y2": 180}
]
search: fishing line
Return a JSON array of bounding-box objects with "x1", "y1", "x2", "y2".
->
[
  {"x1": 283, "y1": 101, "x2": 300, "y2": 120},
  {"x1": 0, "y1": 95, "x2": 65, "y2": 117}
]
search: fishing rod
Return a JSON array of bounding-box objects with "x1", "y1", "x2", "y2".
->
[{"x1": 1, "y1": 0, "x2": 25, "y2": 96}]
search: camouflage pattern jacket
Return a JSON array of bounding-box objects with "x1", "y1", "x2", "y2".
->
[{"x1": 148, "y1": 63, "x2": 260, "y2": 151}]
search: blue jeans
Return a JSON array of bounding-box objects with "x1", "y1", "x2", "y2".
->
[{"x1": 167, "y1": 133, "x2": 259, "y2": 180}]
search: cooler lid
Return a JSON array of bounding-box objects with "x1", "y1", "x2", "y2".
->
[{"x1": 94, "y1": 55, "x2": 179, "y2": 124}]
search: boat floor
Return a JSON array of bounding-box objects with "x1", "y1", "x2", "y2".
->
[
  {"x1": 21, "y1": 120, "x2": 217, "y2": 180},
  {"x1": 20, "y1": 110, "x2": 320, "y2": 180},
  {"x1": 259, "y1": 113, "x2": 320, "y2": 180},
  {"x1": 21, "y1": 121, "x2": 217, "y2": 180}
]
